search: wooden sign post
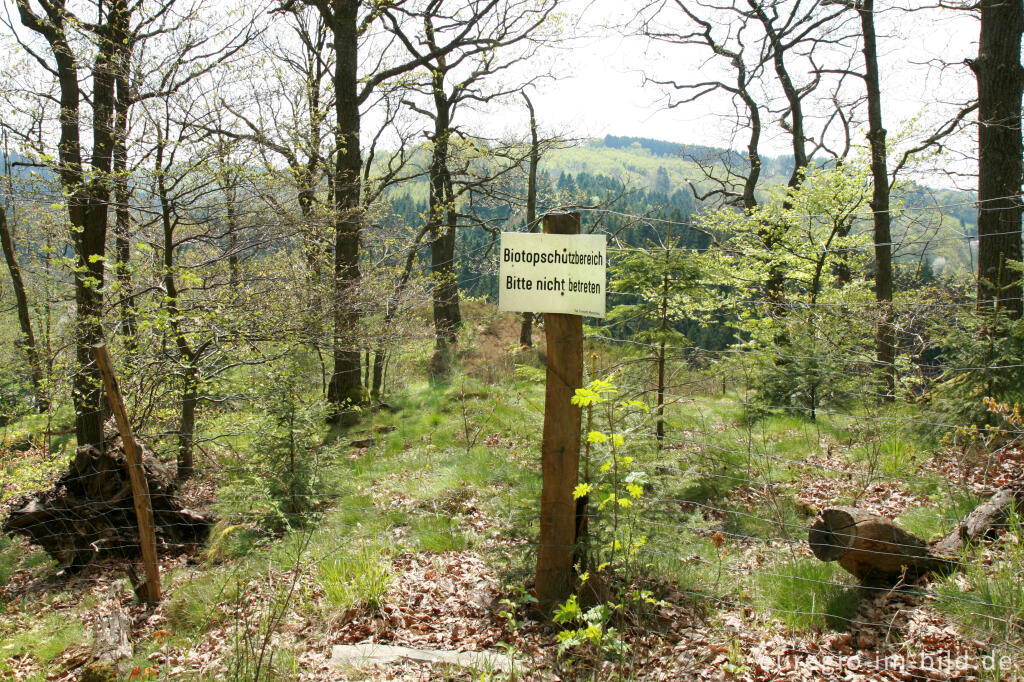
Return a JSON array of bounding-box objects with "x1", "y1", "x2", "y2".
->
[
  {"x1": 93, "y1": 344, "x2": 162, "y2": 604},
  {"x1": 533, "y1": 212, "x2": 584, "y2": 609}
]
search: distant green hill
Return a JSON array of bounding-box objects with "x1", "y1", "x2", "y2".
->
[
  {"x1": 543, "y1": 136, "x2": 795, "y2": 193},
  {"x1": 388, "y1": 135, "x2": 977, "y2": 275}
]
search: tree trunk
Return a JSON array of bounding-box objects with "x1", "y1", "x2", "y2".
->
[
  {"x1": 372, "y1": 226, "x2": 429, "y2": 400},
  {"x1": 326, "y1": 0, "x2": 365, "y2": 423},
  {"x1": 16, "y1": 0, "x2": 132, "y2": 448},
  {"x1": 749, "y1": 0, "x2": 808, "y2": 312},
  {"x1": 0, "y1": 205, "x2": 47, "y2": 411},
  {"x1": 156, "y1": 132, "x2": 199, "y2": 482},
  {"x1": 810, "y1": 488, "x2": 1023, "y2": 583},
  {"x1": 178, "y1": 368, "x2": 198, "y2": 481},
  {"x1": 809, "y1": 507, "x2": 943, "y2": 583},
  {"x1": 860, "y1": 0, "x2": 896, "y2": 398},
  {"x1": 973, "y1": 0, "x2": 1024, "y2": 318},
  {"x1": 371, "y1": 349, "x2": 385, "y2": 400},
  {"x1": 113, "y1": 161, "x2": 137, "y2": 345},
  {"x1": 428, "y1": 76, "x2": 461, "y2": 350},
  {"x1": 519, "y1": 93, "x2": 540, "y2": 347},
  {"x1": 73, "y1": 223, "x2": 108, "y2": 451},
  {"x1": 226, "y1": 181, "x2": 240, "y2": 288},
  {"x1": 112, "y1": 43, "x2": 137, "y2": 348},
  {"x1": 749, "y1": 0, "x2": 807, "y2": 188},
  {"x1": 656, "y1": 255, "x2": 669, "y2": 445}
]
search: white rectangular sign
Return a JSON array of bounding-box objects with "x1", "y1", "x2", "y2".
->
[{"x1": 498, "y1": 232, "x2": 607, "y2": 318}]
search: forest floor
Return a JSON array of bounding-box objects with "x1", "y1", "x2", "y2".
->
[{"x1": 1, "y1": 305, "x2": 1022, "y2": 681}]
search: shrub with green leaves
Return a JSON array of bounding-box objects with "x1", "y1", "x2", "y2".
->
[
  {"x1": 215, "y1": 353, "x2": 328, "y2": 530},
  {"x1": 571, "y1": 377, "x2": 650, "y2": 577},
  {"x1": 550, "y1": 377, "x2": 658, "y2": 670},
  {"x1": 695, "y1": 164, "x2": 877, "y2": 418},
  {"x1": 553, "y1": 594, "x2": 626, "y2": 659}
]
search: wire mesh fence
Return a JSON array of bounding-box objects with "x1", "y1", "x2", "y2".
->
[{"x1": 0, "y1": 202, "x2": 1022, "y2": 680}]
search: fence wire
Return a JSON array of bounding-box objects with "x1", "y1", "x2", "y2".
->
[{"x1": 1, "y1": 204, "x2": 1023, "y2": 680}]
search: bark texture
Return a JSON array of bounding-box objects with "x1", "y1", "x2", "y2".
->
[
  {"x1": 0, "y1": 206, "x2": 46, "y2": 410},
  {"x1": 326, "y1": 0, "x2": 366, "y2": 421},
  {"x1": 972, "y1": 0, "x2": 1024, "y2": 318},
  {"x1": 859, "y1": 0, "x2": 895, "y2": 398},
  {"x1": 534, "y1": 212, "x2": 583, "y2": 610}
]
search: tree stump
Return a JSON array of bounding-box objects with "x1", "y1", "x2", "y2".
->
[{"x1": 3, "y1": 424, "x2": 214, "y2": 570}]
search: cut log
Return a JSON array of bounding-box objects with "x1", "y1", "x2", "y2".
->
[
  {"x1": 808, "y1": 507, "x2": 951, "y2": 583},
  {"x1": 809, "y1": 488, "x2": 1023, "y2": 583},
  {"x1": 2, "y1": 422, "x2": 214, "y2": 570}
]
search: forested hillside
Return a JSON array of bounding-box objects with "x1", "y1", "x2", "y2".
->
[{"x1": 0, "y1": 0, "x2": 1022, "y2": 681}]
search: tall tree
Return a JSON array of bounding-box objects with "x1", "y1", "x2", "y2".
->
[
  {"x1": 856, "y1": 0, "x2": 895, "y2": 398},
  {"x1": 387, "y1": 0, "x2": 556, "y2": 366},
  {"x1": 14, "y1": 0, "x2": 134, "y2": 447},
  {"x1": 110, "y1": 7, "x2": 137, "y2": 348},
  {"x1": 8, "y1": 0, "x2": 256, "y2": 445},
  {"x1": 971, "y1": 0, "x2": 1024, "y2": 318},
  {"x1": 639, "y1": 0, "x2": 859, "y2": 314},
  {"x1": 519, "y1": 92, "x2": 540, "y2": 347},
  {"x1": 0, "y1": 197, "x2": 47, "y2": 412},
  {"x1": 295, "y1": 0, "x2": 514, "y2": 420},
  {"x1": 135, "y1": 73, "x2": 269, "y2": 480},
  {"x1": 638, "y1": 0, "x2": 765, "y2": 209}
]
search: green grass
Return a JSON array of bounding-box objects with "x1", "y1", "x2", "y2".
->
[
  {"x1": 898, "y1": 492, "x2": 983, "y2": 542},
  {"x1": 642, "y1": 525, "x2": 743, "y2": 597},
  {"x1": 935, "y1": 510, "x2": 1024, "y2": 648},
  {"x1": 722, "y1": 497, "x2": 804, "y2": 542},
  {"x1": 0, "y1": 407, "x2": 77, "y2": 453},
  {"x1": 410, "y1": 514, "x2": 472, "y2": 553},
  {"x1": 201, "y1": 521, "x2": 265, "y2": 564},
  {"x1": 171, "y1": 349, "x2": 902, "y2": 663},
  {"x1": 164, "y1": 565, "x2": 248, "y2": 636},
  {"x1": 0, "y1": 611, "x2": 86, "y2": 679},
  {"x1": 319, "y1": 541, "x2": 393, "y2": 610},
  {"x1": 2, "y1": 303, "x2": 1000, "y2": 676},
  {"x1": 755, "y1": 559, "x2": 861, "y2": 631},
  {"x1": 0, "y1": 537, "x2": 51, "y2": 590}
]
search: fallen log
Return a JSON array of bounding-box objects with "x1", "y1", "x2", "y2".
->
[
  {"x1": 808, "y1": 487, "x2": 1023, "y2": 584},
  {"x1": 91, "y1": 605, "x2": 132, "y2": 665},
  {"x1": 929, "y1": 487, "x2": 1021, "y2": 555},
  {"x1": 3, "y1": 425, "x2": 214, "y2": 570}
]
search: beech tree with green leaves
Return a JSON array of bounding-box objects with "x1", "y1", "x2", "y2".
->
[
  {"x1": 384, "y1": 0, "x2": 558, "y2": 373},
  {"x1": 697, "y1": 164, "x2": 874, "y2": 418}
]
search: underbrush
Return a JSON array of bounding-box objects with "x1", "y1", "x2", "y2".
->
[
  {"x1": 319, "y1": 541, "x2": 393, "y2": 610},
  {"x1": 1, "y1": 319, "x2": 1022, "y2": 679},
  {"x1": 0, "y1": 611, "x2": 85, "y2": 679},
  {"x1": 935, "y1": 509, "x2": 1024, "y2": 654}
]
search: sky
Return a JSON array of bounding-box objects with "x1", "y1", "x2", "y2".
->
[
  {"x1": 488, "y1": 0, "x2": 982, "y2": 178},
  {"x1": 1, "y1": 0, "x2": 984, "y2": 186}
]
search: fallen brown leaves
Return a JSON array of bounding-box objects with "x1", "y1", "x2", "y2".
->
[{"x1": 1, "y1": 536, "x2": 1020, "y2": 681}]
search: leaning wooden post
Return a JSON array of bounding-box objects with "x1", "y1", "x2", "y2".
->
[
  {"x1": 93, "y1": 344, "x2": 162, "y2": 604},
  {"x1": 534, "y1": 212, "x2": 584, "y2": 609}
]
